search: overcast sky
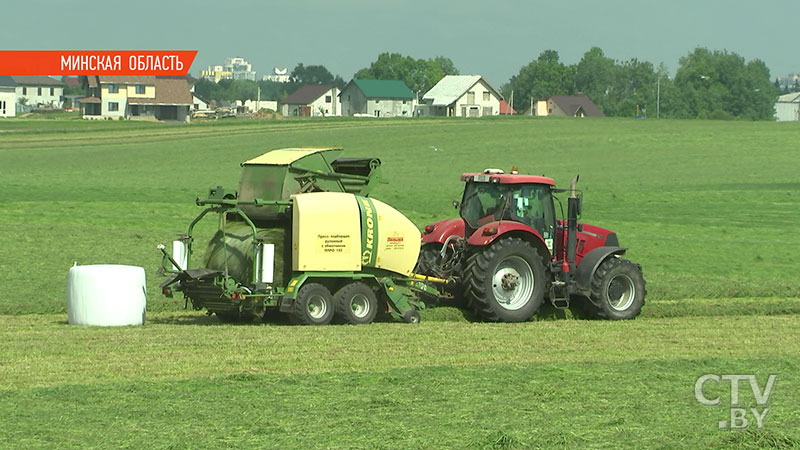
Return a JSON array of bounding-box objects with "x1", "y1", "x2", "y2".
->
[{"x1": 3, "y1": 0, "x2": 797, "y2": 86}]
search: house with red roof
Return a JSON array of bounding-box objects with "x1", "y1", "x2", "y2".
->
[{"x1": 499, "y1": 100, "x2": 516, "y2": 115}]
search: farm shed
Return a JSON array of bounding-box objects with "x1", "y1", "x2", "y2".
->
[{"x1": 774, "y1": 92, "x2": 800, "y2": 122}]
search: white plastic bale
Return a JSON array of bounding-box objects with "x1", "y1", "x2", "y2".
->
[{"x1": 67, "y1": 264, "x2": 147, "y2": 326}]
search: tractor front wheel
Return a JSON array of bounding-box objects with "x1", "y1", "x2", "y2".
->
[
  {"x1": 291, "y1": 283, "x2": 335, "y2": 325},
  {"x1": 588, "y1": 257, "x2": 646, "y2": 320},
  {"x1": 464, "y1": 237, "x2": 546, "y2": 322}
]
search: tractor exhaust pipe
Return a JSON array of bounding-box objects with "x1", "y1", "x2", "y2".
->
[{"x1": 566, "y1": 175, "x2": 579, "y2": 273}]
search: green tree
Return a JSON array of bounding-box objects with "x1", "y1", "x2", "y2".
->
[
  {"x1": 355, "y1": 53, "x2": 459, "y2": 94},
  {"x1": 575, "y1": 47, "x2": 615, "y2": 112},
  {"x1": 291, "y1": 64, "x2": 335, "y2": 85},
  {"x1": 674, "y1": 48, "x2": 777, "y2": 120},
  {"x1": 502, "y1": 50, "x2": 575, "y2": 112},
  {"x1": 606, "y1": 58, "x2": 658, "y2": 117}
]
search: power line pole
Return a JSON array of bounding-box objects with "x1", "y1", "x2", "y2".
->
[{"x1": 656, "y1": 77, "x2": 660, "y2": 119}]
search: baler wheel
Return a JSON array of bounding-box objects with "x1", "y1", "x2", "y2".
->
[
  {"x1": 588, "y1": 257, "x2": 646, "y2": 320},
  {"x1": 464, "y1": 237, "x2": 546, "y2": 322},
  {"x1": 402, "y1": 309, "x2": 421, "y2": 324},
  {"x1": 334, "y1": 282, "x2": 378, "y2": 325},
  {"x1": 291, "y1": 283, "x2": 335, "y2": 325}
]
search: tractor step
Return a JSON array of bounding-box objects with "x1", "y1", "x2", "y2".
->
[{"x1": 549, "y1": 282, "x2": 570, "y2": 309}]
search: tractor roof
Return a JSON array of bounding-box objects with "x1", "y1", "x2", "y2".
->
[
  {"x1": 461, "y1": 172, "x2": 555, "y2": 186},
  {"x1": 242, "y1": 147, "x2": 343, "y2": 166}
]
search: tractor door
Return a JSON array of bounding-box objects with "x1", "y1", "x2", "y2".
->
[{"x1": 507, "y1": 184, "x2": 556, "y2": 254}]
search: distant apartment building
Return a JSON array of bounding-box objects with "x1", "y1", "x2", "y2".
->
[
  {"x1": 262, "y1": 67, "x2": 292, "y2": 83},
  {"x1": 200, "y1": 65, "x2": 233, "y2": 83},
  {"x1": 201, "y1": 57, "x2": 257, "y2": 83},
  {"x1": 777, "y1": 73, "x2": 800, "y2": 91}
]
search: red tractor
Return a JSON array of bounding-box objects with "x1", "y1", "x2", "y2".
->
[{"x1": 417, "y1": 169, "x2": 645, "y2": 322}]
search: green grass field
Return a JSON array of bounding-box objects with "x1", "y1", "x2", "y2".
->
[{"x1": 1, "y1": 117, "x2": 798, "y2": 448}]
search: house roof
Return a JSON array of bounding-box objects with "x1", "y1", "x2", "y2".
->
[
  {"x1": 64, "y1": 77, "x2": 80, "y2": 87},
  {"x1": 546, "y1": 95, "x2": 604, "y2": 117},
  {"x1": 776, "y1": 92, "x2": 800, "y2": 103},
  {"x1": 281, "y1": 84, "x2": 334, "y2": 105},
  {"x1": 9, "y1": 76, "x2": 63, "y2": 86},
  {"x1": 76, "y1": 96, "x2": 101, "y2": 103},
  {"x1": 127, "y1": 77, "x2": 192, "y2": 105},
  {"x1": 499, "y1": 100, "x2": 516, "y2": 114},
  {"x1": 98, "y1": 76, "x2": 156, "y2": 85},
  {"x1": 0, "y1": 76, "x2": 16, "y2": 87},
  {"x1": 345, "y1": 79, "x2": 413, "y2": 99},
  {"x1": 422, "y1": 75, "x2": 502, "y2": 106}
]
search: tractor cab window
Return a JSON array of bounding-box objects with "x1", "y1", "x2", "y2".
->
[
  {"x1": 508, "y1": 184, "x2": 556, "y2": 240},
  {"x1": 461, "y1": 182, "x2": 555, "y2": 239},
  {"x1": 460, "y1": 182, "x2": 508, "y2": 228}
]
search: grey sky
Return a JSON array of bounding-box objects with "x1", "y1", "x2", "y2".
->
[{"x1": 3, "y1": 0, "x2": 797, "y2": 86}]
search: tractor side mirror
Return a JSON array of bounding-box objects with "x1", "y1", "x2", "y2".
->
[{"x1": 452, "y1": 200, "x2": 460, "y2": 209}]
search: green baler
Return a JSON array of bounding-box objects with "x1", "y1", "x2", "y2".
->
[{"x1": 158, "y1": 147, "x2": 443, "y2": 324}]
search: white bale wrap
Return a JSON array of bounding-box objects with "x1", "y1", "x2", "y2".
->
[{"x1": 67, "y1": 264, "x2": 147, "y2": 326}]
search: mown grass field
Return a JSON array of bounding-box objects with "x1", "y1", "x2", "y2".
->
[{"x1": 1, "y1": 116, "x2": 798, "y2": 448}]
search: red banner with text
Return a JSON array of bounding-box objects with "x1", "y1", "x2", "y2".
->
[{"x1": 0, "y1": 51, "x2": 197, "y2": 76}]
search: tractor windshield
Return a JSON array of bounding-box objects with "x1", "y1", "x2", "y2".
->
[{"x1": 461, "y1": 182, "x2": 555, "y2": 241}]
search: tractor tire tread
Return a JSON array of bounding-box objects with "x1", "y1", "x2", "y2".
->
[
  {"x1": 589, "y1": 257, "x2": 646, "y2": 320},
  {"x1": 464, "y1": 236, "x2": 546, "y2": 322}
]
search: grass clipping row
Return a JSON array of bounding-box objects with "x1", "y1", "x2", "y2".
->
[{"x1": 202, "y1": 221, "x2": 287, "y2": 287}]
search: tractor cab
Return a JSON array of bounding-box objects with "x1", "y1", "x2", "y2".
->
[{"x1": 459, "y1": 169, "x2": 557, "y2": 250}]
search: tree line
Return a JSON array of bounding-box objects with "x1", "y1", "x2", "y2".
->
[
  {"x1": 502, "y1": 47, "x2": 777, "y2": 120},
  {"x1": 194, "y1": 47, "x2": 780, "y2": 120}
]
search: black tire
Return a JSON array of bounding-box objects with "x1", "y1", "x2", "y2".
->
[
  {"x1": 414, "y1": 243, "x2": 442, "y2": 276},
  {"x1": 464, "y1": 237, "x2": 546, "y2": 322},
  {"x1": 334, "y1": 282, "x2": 378, "y2": 325},
  {"x1": 291, "y1": 283, "x2": 335, "y2": 325},
  {"x1": 588, "y1": 257, "x2": 646, "y2": 320},
  {"x1": 402, "y1": 309, "x2": 421, "y2": 324}
]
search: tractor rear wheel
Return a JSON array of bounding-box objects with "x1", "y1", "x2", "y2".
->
[
  {"x1": 335, "y1": 282, "x2": 378, "y2": 325},
  {"x1": 291, "y1": 283, "x2": 335, "y2": 325},
  {"x1": 588, "y1": 257, "x2": 645, "y2": 320},
  {"x1": 464, "y1": 237, "x2": 546, "y2": 322}
]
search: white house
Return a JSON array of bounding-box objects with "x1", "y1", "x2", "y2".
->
[
  {"x1": 192, "y1": 93, "x2": 209, "y2": 111},
  {"x1": 775, "y1": 92, "x2": 800, "y2": 122},
  {"x1": 280, "y1": 84, "x2": 339, "y2": 117},
  {"x1": 11, "y1": 76, "x2": 64, "y2": 108},
  {"x1": 420, "y1": 75, "x2": 502, "y2": 117},
  {"x1": 0, "y1": 76, "x2": 16, "y2": 117}
]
